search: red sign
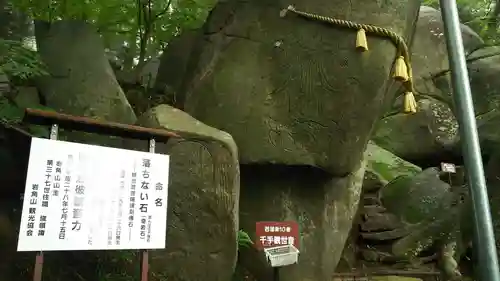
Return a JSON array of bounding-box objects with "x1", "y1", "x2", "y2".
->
[{"x1": 255, "y1": 221, "x2": 299, "y2": 250}]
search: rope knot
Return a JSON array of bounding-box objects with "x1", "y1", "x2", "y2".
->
[{"x1": 280, "y1": 5, "x2": 295, "y2": 17}]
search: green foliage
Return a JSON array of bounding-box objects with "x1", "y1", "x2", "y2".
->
[
  {"x1": 0, "y1": 39, "x2": 47, "y2": 79},
  {"x1": 422, "y1": 0, "x2": 500, "y2": 44},
  {"x1": 0, "y1": 95, "x2": 24, "y2": 123},
  {"x1": 237, "y1": 229, "x2": 254, "y2": 250},
  {"x1": 10, "y1": 0, "x2": 215, "y2": 69},
  {"x1": 0, "y1": 93, "x2": 56, "y2": 138}
]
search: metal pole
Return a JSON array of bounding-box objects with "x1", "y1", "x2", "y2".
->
[{"x1": 438, "y1": 1, "x2": 500, "y2": 280}]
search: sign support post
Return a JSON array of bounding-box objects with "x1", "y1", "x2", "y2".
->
[{"x1": 273, "y1": 267, "x2": 279, "y2": 281}]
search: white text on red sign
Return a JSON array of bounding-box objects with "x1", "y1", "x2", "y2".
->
[
  {"x1": 259, "y1": 235, "x2": 295, "y2": 246},
  {"x1": 264, "y1": 226, "x2": 292, "y2": 233}
]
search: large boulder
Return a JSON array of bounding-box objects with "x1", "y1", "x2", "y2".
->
[
  {"x1": 136, "y1": 104, "x2": 239, "y2": 281},
  {"x1": 410, "y1": 6, "x2": 483, "y2": 104},
  {"x1": 180, "y1": 1, "x2": 420, "y2": 280},
  {"x1": 363, "y1": 142, "x2": 421, "y2": 192},
  {"x1": 372, "y1": 97, "x2": 459, "y2": 164},
  {"x1": 380, "y1": 168, "x2": 457, "y2": 226},
  {"x1": 373, "y1": 6, "x2": 483, "y2": 162},
  {"x1": 360, "y1": 144, "x2": 421, "y2": 238},
  {"x1": 183, "y1": 0, "x2": 421, "y2": 175},
  {"x1": 484, "y1": 152, "x2": 500, "y2": 255},
  {"x1": 411, "y1": 6, "x2": 484, "y2": 90},
  {"x1": 154, "y1": 29, "x2": 202, "y2": 108},
  {"x1": 430, "y1": 46, "x2": 500, "y2": 154},
  {"x1": 466, "y1": 47, "x2": 500, "y2": 152},
  {"x1": 34, "y1": 20, "x2": 136, "y2": 125},
  {"x1": 238, "y1": 157, "x2": 366, "y2": 281},
  {"x1": 360, "y1": 167, "x2": 470, "y2": 278}
]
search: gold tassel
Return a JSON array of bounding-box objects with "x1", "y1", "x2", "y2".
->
[
  {"x1": 403, "y1": 92, "x2": 417, "y2": 114},
  {"x1": 356, "y1": 29, "x2": 368, "y2": 51},
  {"x1": 393, "y1": 56, "x2": 409, "y2": 81}
]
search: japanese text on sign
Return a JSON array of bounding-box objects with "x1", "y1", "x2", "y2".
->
[
  {"x1": 255, "y1": 221, "x2": 300, "y2": 249},
  {"x1": 440, "y1": 162, "x2": 456, "y2": 173},
  {"x1": 17, "y1": 137, "x2": 170, "y2": 252}
]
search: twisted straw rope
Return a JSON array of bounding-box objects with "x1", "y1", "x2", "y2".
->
[{"x1": 282, "y1": 5, "x2": 416, "y2": 95}]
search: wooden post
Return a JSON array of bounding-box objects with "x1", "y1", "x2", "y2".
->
[
  {"x1": 273, "y1": 267, "x2": 280, "y2": 281},
  {"x1": 32, "y1": 252, "x2": 43, "y2": 281}
]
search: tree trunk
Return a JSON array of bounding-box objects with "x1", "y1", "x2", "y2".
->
[{"x1": 34, "y1": 20, "x2": 136, "y2": 125}]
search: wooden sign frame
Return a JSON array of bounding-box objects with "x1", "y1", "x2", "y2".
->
[{"x1": 22, "y1": 108, "x2": 181, "y2": 281}]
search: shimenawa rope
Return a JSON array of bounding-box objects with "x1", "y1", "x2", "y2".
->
[{"x1": 280, "y1": 5, "x2": 418, "y2": 113}]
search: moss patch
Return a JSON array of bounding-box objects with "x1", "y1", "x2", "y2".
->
[{"x1": 366, "y1": 142, "x2": 421, "y2": 183}]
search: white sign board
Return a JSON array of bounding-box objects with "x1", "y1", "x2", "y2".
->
[
  {"x1": 440, "y1": 162, "x2": 456, "y2": 173},
  {"x1": 17, "y1": 137, "x2": 170, "y2": 252}
]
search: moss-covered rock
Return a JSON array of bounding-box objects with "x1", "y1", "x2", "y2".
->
[
  {"x1": 372, "y1": 276, "x2": 423, "y2": 281},
  {"x1": 380, "y1": 168, "x2": 455, "y2": 225},
  {"x1": 373, "y1": 167, "x2": 470, "y2": 270},
  {"x1": 364, "y1": 142, "x2": 421, "y2": 192}
]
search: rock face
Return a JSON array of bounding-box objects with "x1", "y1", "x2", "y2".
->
[
  {"x1": 34, "y1": 20, "x2": 136, "y2": 125},
  {"x1": 137, "y1": 105, "x2": 239, "y2": 281},
  {"x1": 466, "y1": 47, "x2": 500, "y2": 153},
  {"x1": 426, "y1": 46, "x2": 500, "y2": 155},
  {"x1": 372, "y1": 6, "x2": 483, "y2": 164},
  {"x1": 183, "y1": 0, "x2": 420, "y2": 175},
  {"x1": 179, "y1": 0, "x2": 420, "y2": 280},
  {"x1": 359, "y1": 167, "x2": 470, "y2": 278},
  {"x1": 363, "y1": 142, "x2": 421, "y2": 192},
  {"x1": 154, "y1": 29, "x2": 201, "y2": 108},
  {"x1": 372, "y1": 97, "x2": 459, "y2": 164},
  {"x1": 238, "y1": 159, "x2": 366, "y2": 281},
  {"x1": 485, "y1": 152, "x2": 500, "y2": 255},
  {"x1": 410, "y1": 6, "x2": 483, "y2": 103}
]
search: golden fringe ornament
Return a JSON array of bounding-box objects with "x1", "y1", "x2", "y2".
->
[
  {"x1": 403, "y1": 92, "x2": 417, "y2": 114},
  {"x1": 356, "y1": 29, "x2": 368, "y2": 51},
  {"x1": 393, "y1": 56, "x2": 409, "y2": 81}
]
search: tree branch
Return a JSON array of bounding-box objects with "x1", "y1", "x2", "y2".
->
[{"x1": 154, "y1": 0, "x2": 173, "y2": 20}]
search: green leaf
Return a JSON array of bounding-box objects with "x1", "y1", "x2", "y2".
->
[
  {"x1": 0, "y1": 39, "x2": 48, "y2": 79},
  {"x1": 237, "y1": 229, "x2": 254, "y2": 250}
]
